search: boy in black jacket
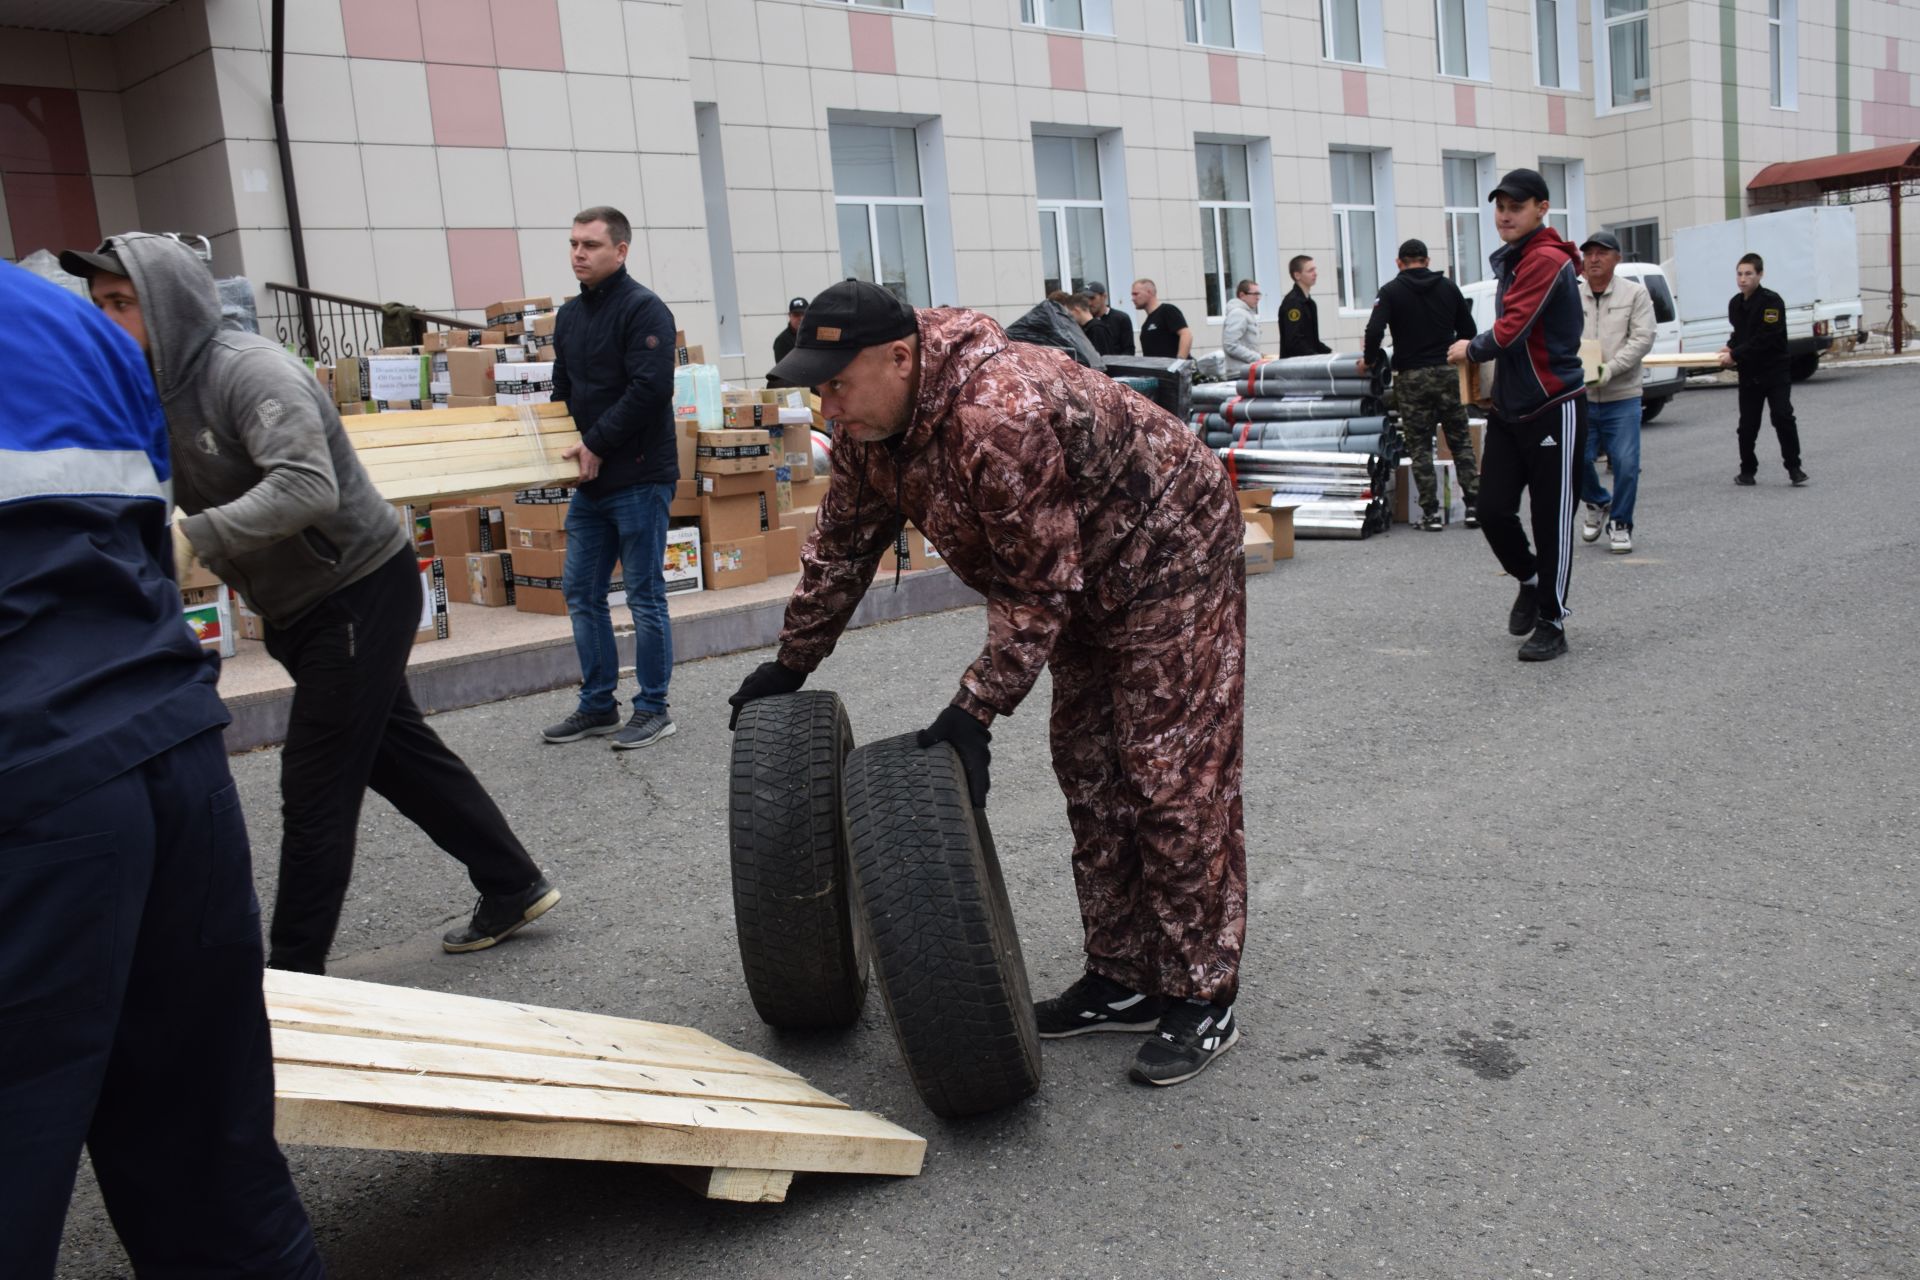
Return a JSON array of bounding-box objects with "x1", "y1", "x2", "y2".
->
[
  {"x1": 1277, "y1": 255, "x2": 1333, "y2": 358},
  {"x1": 1720, "y1": 253, "x2": 1807, "y2": 486}
]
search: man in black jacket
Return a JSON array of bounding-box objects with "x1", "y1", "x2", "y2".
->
[
  {"x1": 545, "y1": 206, "x2": 683, "y2": 748},
  {"x1": 1278, "y1": 255, "x2": 1333, "y2": 358},
  {"x1": 1720, "y1": 253, "x2": 1806, "y2": 486},
  {"x1": 1082, "y1": 281, "x2": 1135, "y2": 356},
  {"x1": 1363, "y1": 239, "x2": 1481, "y2": 530}
]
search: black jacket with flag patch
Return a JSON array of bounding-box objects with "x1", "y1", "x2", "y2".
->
[{"x1": 1727, "y1": 286, "x2": 1789, "y2": 384}]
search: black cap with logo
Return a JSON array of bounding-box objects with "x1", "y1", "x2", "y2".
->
[
  {"x1": 1486, "y1": 168, "x2": 1551, "y2": 203},
  {"x1": 58, "y1": 238, "x2": 128, "y2": 281},
  {"x1": 766, "y1": 279, "x2": 919, "y2": 387},
  {"x1": 787, "y1": 295, "x2": 809, "y2": 313}
]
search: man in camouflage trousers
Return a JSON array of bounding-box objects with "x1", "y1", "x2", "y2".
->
[
  {"x1": 1363, "y1": 239, "x2": 1481, "y2": 530},
  {"x1": 730, "y1": 280, "x2": 1248, "y2": 1087}
]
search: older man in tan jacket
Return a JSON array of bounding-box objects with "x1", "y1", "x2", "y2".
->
[{"x1": 1577, "y1": 230, "x2": 1655, "y2": 553}]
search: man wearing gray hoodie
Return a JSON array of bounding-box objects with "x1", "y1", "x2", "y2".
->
[{"x1": 62, "y1": 233, "x2": 559, "y2": 973}]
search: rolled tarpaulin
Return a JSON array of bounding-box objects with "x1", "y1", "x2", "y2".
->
[
  {"x1": 1239, "y1": 353, "x2": 1370, "y2": 390},
  {"x1": 1208, "y1": 397, "x2": 1377, "y2": 424},
  {"x1": 1200, "y1": 413, "x2": 1388, "y2": 444}
]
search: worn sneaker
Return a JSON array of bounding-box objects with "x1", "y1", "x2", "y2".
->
[
  {"x1": 612, "y1": 709, "x2": 676, "y2": 750},
  {"x1": 1462, "y1": 503, "x2": 1480, "y2": 529},
  {"x1": 1129, "y1": 999, "x2": 1239, "y2": 1086},
  {"x1": 442, "y1": 876, "x2": 560, "y2": 953},
  {"x1": 1609, "y1": 521, "x2": 1633, "y2": 554},
  {"x1": 1518, "y1": 622, "x2": 1568, "y2": 662},
  {"x1": 1790, "y1": 468, "x2": 1809, "y2": 486},
  {"x1": 1418, "y1": 511, "x2": 1443, "y2": 531},
  {"x1": 542, "y1": 708, "x2": 620, "y2": 743},
  {"x1": 1735, "y1": 472, "x2": 1757, "y2": 486},
  {"x1": 1581, "y1": 503, "x2": 1607, "y2": 543},
  {"x1": 1035, "y1": 972, "x2": 1168, "y2": 1038},
  {"x1": 1508, "y1": 584, "x2": 1540, "y2": 637}
]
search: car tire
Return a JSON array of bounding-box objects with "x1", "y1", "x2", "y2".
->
[
  {"x1": 1639, "y1": 396, "x2": 1665, "y2": 423},
  {"x1": 1790, "y1": 353, "x2": 1820, "y2": 382}
]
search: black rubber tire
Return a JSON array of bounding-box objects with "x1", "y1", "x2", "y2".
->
[
  {"x1": 1639, "y1": 396, "x2": 1665, "y2": 423},
  {"x1": 1790, "y1": 353, "x2": 1820, "y2": 382},
  {"x1": 728, "y1": 691, "x2": 869, "y2": 1029},
  {"x1": 842, "y1": 732, "x2": 1042, "y2": 1119}
]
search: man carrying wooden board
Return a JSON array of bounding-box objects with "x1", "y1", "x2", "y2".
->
[
  {"x1": 1575, "y1": 230, "x2": 1655, "y2": 555},
  {"x1": 0, "y1": 261, "x2": 324, "y2": 1279},
  {"x1": 60, "y1": 233, "x2": 559, "y2": 970},
  {"x1": 730, "y1": 280, "x2": 1249, "y2": 1087}
]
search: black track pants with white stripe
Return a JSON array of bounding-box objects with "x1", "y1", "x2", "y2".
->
[{"x1": 1478, "y1": 395, "x2": 1588, "y2": 627}]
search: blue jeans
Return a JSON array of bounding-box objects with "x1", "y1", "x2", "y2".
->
[
  {"x1": 564, "y1": 483, "x2": 674, "y2": 717},
  {"x1": 1580, "y1": 396, "x2": 1642, "y2": 528}
]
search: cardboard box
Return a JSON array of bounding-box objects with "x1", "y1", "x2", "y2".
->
[
  {"x1": 182, "y1": 585, "x2": 235, "y2": 658},
  {"x1": 676, "y1": 422, "x2": 698, "y2": 482},
  {"x1": 441, "y1": 347, "x2": 504, "y2": 398},
  {"x1": 1436, "y1": 421, "x2": 1485, "y2": 465},
  {"x1": 416, "y1": 558, "x2": 450, "y2": 642},
  {"x1": 377, "y1": 345, "x2": 422, "y2": 355},
  {"x1": 233, "y1": 593, "x2": 266, "y2": 641},
  {"x1": 784, "y1": 505, "x2": 817, "y2": 547},
  {"x1": 700, "y1": 492, "x2": 775, "y2": 544},
  {"x1": 670, "y1": 477, "x2": 699, "y2": 518},
  {"x1": 1270, "y1": 502, "x2": 1297, "y2": 561},
  {"x1": 496, "y1": 361, "x2": 554, "y2": 406},
  {"x1": 429, "y1": 505, "x2": 502, "y2": 559},
  {"x1": 787, "y1": 476, "x2": 831, "y2": 511},
  {"x1": 177, "y1": 554, "x2": 222, "y2": 592},
  {"x1": 332, "y1": 357, "x2": 366, "y2": 408},
  {"x1": 465, "y1": 551, "x2": 517, "y2": 607},
  {"x1": 1393, "y1": 458, "x2": 1459, "y2": 524},
  {"x1": 674, "y1": 344, "x2": 706, "y2": 367},
  {"x1": 722, "y1": 402, "x2": 785, "y2": 429},
  {"x1": 485, "y1": 296, "x2": 553, "y2": 322},
  {"x1": 1242, "y1": 507, "x2": 1275, "y2": 541},
  {"x1": 530, "y1": 312, "x2": 557, "y2": 339},
  {"x1": 511, "y1": 525, "x2": 566, "y2": 550},
  {"x1": 663, "y1": 524, "x2": 703, "y2": 594},
  {"x1": 694, "y1": 428, "x2": 774, "y2": 475},
  {"x1": 509, "y1": 545, "x2": 568, "y2": 616},
  {"x1": 1243, "y1": 524, "x2": 1274, "y2": 576},
  {"x1": 883, "y1": 527, "x2": 943, "y2": 573},
  {"x1": 766, "y1": 524, "x2": 801, "y2": 576},
  {"x1": 503, "y1": 494, "x2": 571, "y2": 532},
  {"x1": 445, "y1": 394, "x2": 497, "y2": 408},
  {"x1": 707, "y1": 536, "x2": 767, "y2": 590}
]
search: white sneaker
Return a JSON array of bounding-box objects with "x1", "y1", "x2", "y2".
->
[
  {"x1": 1608, "y1": 521, "x2": 1633, "y2": 554},
  {"x1": 1581, "y1": 503, "x2": 1607, "y2": 543}
]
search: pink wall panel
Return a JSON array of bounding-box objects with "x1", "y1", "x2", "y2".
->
[
  {"x1": 491, "y1": 0, "x2": 565, "y2": 70},
  {"x1": 1341, "y1": 69, "x2": 1368, "y2": 117},
  {"x1": 343, "y1": 0, "x2": 425, "y2": 60},
  {"x1": 4, "y1": 171, "x2": 100, "y2": 258},
  {"x1": 1048, "y1": 34, "x2": 1084, "y2": 93},
  {"x1": 447, "y1": 227, "x2": 524, "y2": 308},
  {"x1": 421, "y1": 0, "x2": 498, "y2": 66},
  {"x1": 1208, "y1": 53, "x2": 1238, "y2": 106},
  {"x1": 849, "y1": 11, "x2": 896, "y2": 76},
  {"x1": 427, "y1": 64, "x2": 508, "y2": 147},
  {"x1": 1454, "y1": 83, "x2": 1476, "y2": 128},
  {"x1": 1547, "y1": 93, "x2": 1566, "y2": 136},
  {"x1": 0, "y1": 86, "x2": 89, "y2": 174}
]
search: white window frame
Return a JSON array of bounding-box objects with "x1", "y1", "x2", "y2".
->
[
  {"x1": 1433, "y1": 0, "x2": 1490, "y2": 81},
  {"x1": 1020, "y1": 0, "x2": 1115, "y2": 35},
  {"x1": 1034, "y1": 132, "x2": 1109, "y2": 297},
  {"x1": 1196, "y1": 134, "x2": 1278, "y2": 327},
  {"x1": 1442, "y1": 153, "x2": 1495, "y2": 286},
  {"x1": 1769, "y1": 0, "x2": 1799, "y2": 111},
  {"x1": 693, "y1": 103, "x2": 743, "y2": 358},
  {"x1": 1532, "y1": 0, "x2": 1578, "y2": 90},
  {"x1": 1594, "y1": 0, "x2": 1652, "y2": 115},
  {"x1": 818, "y1": 0, "x2": 932, "y2": 13},
  {"x1": 1330, "y1": 147, "x2": 1396, "y2": 316},
  {"x1": 1320, "y1": 0, "x2": 1384, "y2": 67},
  {"x1": 827, "y1": 113, "x2": 957, "y2": 309},
  {"x1": 1538, "y1": 157, "x2": 1588, "y2": 247},
  {"x1": 1196, "y1": 141, "x2": 1254, "y2": 323},
  {"x1": 1184, "y1": 0, "x2": 1262, "y2": 53},
  {"x1": 1606, "y1": 218, "x2": 1659, "y2": 265}
]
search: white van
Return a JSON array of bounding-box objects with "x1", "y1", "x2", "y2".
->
[{"x1": 1462, "y1": 260, "x2": 1683, "y2": 421}]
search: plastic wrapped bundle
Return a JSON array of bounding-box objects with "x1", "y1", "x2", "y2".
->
[
  {"x1": 1247, "y1": 353, "x2": 1370, "y2": 384},
  {"x1": 1208, "y1": 397, "x2": 1375, "y2": 424}
]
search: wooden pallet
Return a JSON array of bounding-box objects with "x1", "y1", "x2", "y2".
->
[
  {"x1": 346, "y1": 403, "x2": 584, "y2": 505},
  {"x1": 264, "y1": 971, "x2": 925, "y2": 1202}
]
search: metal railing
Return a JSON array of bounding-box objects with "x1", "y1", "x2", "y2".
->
[{"x1": 263, "y1": 283, "x2": 471, "y2": 361}]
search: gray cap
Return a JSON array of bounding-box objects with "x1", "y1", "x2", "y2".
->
[
  {"x1": 1580, "y1": 230, "x2": 1622, "y2": 255},
  {"x1": 58, "y1": 239, "x2": 128, "y2": 281},
  {"x1": 1083, "y1": 281, "x2": 1108, "y2": 296}
]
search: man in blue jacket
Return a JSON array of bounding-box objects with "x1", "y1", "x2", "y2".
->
[
  {"x1": 543, "y1": 206, "x2": 682, "y2": 749},
  {"x1": 0, "y1": 262, "x2": 323, "y2": 1279}
]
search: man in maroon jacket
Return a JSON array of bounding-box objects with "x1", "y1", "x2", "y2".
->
[{"x1": 730, "y1": 281, "x2": 1249, "y2": 1087}]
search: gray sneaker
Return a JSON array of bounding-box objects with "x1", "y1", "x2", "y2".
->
[
  {"x1": 612, "y1": 709, "x2": 676, "y2": 750},
  {"x1": 542, "y1": 708, "x2": 621, "y2": 743},
  {"x1": 1581, "y1": 503, "x2": 1607, "y2": 543}
]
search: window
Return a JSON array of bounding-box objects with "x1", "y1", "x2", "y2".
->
[
  {"x1": 694, "y1": 104, "x2": 743, "y2": 357},
  {"x1": 821, "y1": 0, "x2": 907, "y2": 10},
  {"x1": 1323, "y1": 0, "x2": 1382, "y2": 65},
  {"x1": 1769, "y1": 0, "x2": 1798, "y2": 110},
  {"x1": 1035, "y1": 135, "x2": 1108, "y2": 296},
  {"x1": 1330, "y1": 149, "x2": 1380, "y2": 312},
  {"x1": 1196, "y1": 142, "x2": 1255, "y2": 321},
  {"x1": 830, "y1": 123, "x2": 932, "y2": 307},
  {"x1": 1539, "y1": 159, "x2": 1585, "y2": 243},
  {"x1": 1436, "y1": 0, "x2": 1466, "y2": 77},
  {"x1": 1442, "y1": 155, "x2": 1486, "y2": 286},
  {"x1": 1022, "y1": 0, "x2": 1082, "y2": 31},
  {"x1": 1608, "y1": 219, "x2": 1658, "y2": 266},
  {"x1": 1184, "y1": 0, "x2": 1232, "y2": 48},
  {"x1": 1598, "y1": 0, "x2": 1650, "y2": 109},
  {"x1": 1534, "y1": 0, "x2": 1576, "y2": 89},
  {"x1": 1637, "y1": 270, "x2": 1676, "y2": 325}
]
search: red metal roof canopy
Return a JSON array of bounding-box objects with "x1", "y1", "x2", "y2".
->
[{"x1": 1748, "y1": 142, "x2": 1920, "y2": 193}]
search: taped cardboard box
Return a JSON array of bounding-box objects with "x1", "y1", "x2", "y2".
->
[
  {"x1": 766, "y1": 525, "x2": 801, "y2": 576},
  {"x1": 1243, "y1": 525, "x2": 1274, "y2": 576},
  {"x1": 430, "y1": 505, "x2": 502, "y2": 558},
  {"x1": 670, "y1": 477, "x2": 698, "y2": 519},
  {"x1": 332, "y1": 357, "x2": 366, "y2": 408},
  {"x1": 511, "y1": 525, "x2": 566, "y2": 551},
  {"x1": 787, "y1": 476, "x2": 831, "y2": 511},
  {"x1": 707, "y1": 536, "x2": 767, "y2": 590},
  {"x1": 700, "y1": 491, "x2": 775, "y2": 544},
  {"x1": 465, "y1": 551, "x2": 517, "y2": 607},
  {"x1": 233, "y1": 593, "x2": 266, "y2": 641},
  {"x1": 438, "y1": 347, "x2": 508, "y2": 398},
  {"x1": 416, "y1": 558, "x2": 450, "y2": 642},
  {"x1": 485, "y1": 296, "x2": 553, "y2": 322},
  {"x1": 1269, "y1": 502, "x2": 1297, "y2": 561},
  {"x1": 496, "y1": 361, "x2": 554, "y2": 406},
  {"x1": 694, "y1": 428, "x2": 773, "y2": 475},
  {"x1": 177, "y1": 555, "x2": 222, "y2": 593},
  {"x1": 503, "y1": 488, "x2": 572, "y2": 533},
  {"x1": 509, "y1": 545, "x2": 568, "y2": 616}
]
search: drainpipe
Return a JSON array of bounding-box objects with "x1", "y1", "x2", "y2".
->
[
  {"x1": 271, "y1": 0, "x2": 318, "y2": 357},
  {"x1": 1892, "y1": 177, "x2": 1904, "y2": 355}
]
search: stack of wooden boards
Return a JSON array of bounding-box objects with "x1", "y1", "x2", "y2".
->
[
  {"x1": 264, "y1": 969, "x2": 925, "y2": 1203},
  {"x1": 343, "y1": 402, "x2": 583, "y2": 506}
]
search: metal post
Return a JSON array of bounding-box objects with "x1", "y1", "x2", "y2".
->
[
  {"x1": 1892, "y1": 178, "x2": 1904, "y2": 355},
  {"x1": 271, "y1": 0, "x2": 318, "y2": 357}
]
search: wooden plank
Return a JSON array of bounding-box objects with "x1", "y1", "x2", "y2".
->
[
  {"x1": 1641, "y1": 352, "x2": 1728, "y2": 367},
  {"x1": 272, "y1": 1064, "x2": 928, "y2": 1178},
  {"x1": 347, "y1": 418, "x2": 578, "y2": 450},
  {"x1": 358, "y1": 433, "x2": 577, "y2": 472},
  {"x1": 368, "y1": 462, "x2": 581, "y2": 504},
  {"x1": 270, "y1": 1027, "x2": 848, "y2": 1110},
  {"x1": 664, "y1": 1166, "x2": 794, "y2": 1203},
  {"x1": 343, "y1": 403, "x2": 572, "y2": 431}
]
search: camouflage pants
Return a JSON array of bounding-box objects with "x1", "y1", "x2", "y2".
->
[
  {"x1": 1395, "y1": 364, "x2": 1480, "y2": 515},
  {"x1": 1048, "y1": 553, "x2": 1248, "y2": 1005}
]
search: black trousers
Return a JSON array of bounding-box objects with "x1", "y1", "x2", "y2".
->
[
  {"x1": 0, "y1": 729, "x2": 323, "y2": 1279},
  {"x1": 263, "y1": 548, "x2": 540, "y2": 973},
  {"x1": 1737, "y1": 378, "x2": 1801, "y2": 474},
  {"x1": 1479, "y1": 395, "x2": 1588, "y2": 627}
]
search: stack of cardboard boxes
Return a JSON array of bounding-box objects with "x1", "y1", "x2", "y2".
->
[
  {"x1": 693, "y1": 388, "x2": 831, "y2": 589},
  {"x1": 314, "y1": 296, "x2": 562, "y2": 415}
]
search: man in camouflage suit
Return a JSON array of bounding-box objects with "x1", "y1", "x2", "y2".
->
[
  {"x1": 1363, "y1": 239, "x2": 1482, "y2": 531},
  {"x1": 730, "y1": 280, "x2": 1248, "y2": 1087}
]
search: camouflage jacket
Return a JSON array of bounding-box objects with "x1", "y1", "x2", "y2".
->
[{"x1": 777, "y1": 307, "x2": 1241, "y2": 724}]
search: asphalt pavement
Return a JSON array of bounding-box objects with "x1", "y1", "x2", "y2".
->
[{"x1": 58, "y1": 364, "x2": 1917, "y2": 1279}]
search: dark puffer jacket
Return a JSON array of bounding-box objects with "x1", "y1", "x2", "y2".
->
[{"x1": 551, "y1": 265, "x2": 679, "y2": 494}]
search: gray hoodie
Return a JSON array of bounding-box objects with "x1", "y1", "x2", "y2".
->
[{"x1": 114, "y1": 233, "x2": 407, "y2": 625}]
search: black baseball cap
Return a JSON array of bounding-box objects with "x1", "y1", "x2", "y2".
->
[
  {"x1": 59, "y1": 238, "x2": 128, "y2": 281},
  {"x1": 1580, "y1": 230, "x2": 1622, "y2": 254},
  {"x1": 1397, "y1": 238, "x2": 1429, "y2": 260},
  {"x1": 787, "y1": 295, "x2": 809, "y2": 313},
  {"x1": 766, "y1": 279, "x2": 919, "y2": 387},
  {"x1": 1487, "y1": 168, "x2": 1551, "y2": 203},
  {"x1": 1084, "y1": 281, "x2": 1108, "y2": 296}
]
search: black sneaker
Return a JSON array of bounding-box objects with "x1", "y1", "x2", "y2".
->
[
  {"x1": 542, "y1": 708, "x2": 620, "y2": 743},
  {"x1": 1518, "y1": 622, "x2": 1568, "y2": 662},
  {"x1": 1508, "y1": 584, "x2": 1539, "y2": 636},
  {"x1": 1129, "y1": 999, "x2": 1239, "y2": 1086},
  {"x1": 1418, "y1": 511, "x2": 1443, "y2": 531},
  {"x1": 1735, "y1": 472, "x2": 1757, "y2": 486},
  {"x1": 612, "y1": 709, "x2": 676, "y2": 750},
  {"x1": 1035, "y1": 972, "x2": 1168, "y2": 1038},
  {"x1": 1790, "y1": 468, "x2": 1809, "y2": 486},
  {"x1": 1462, "y1": 503, "x2": 1480, "y2": 529},
  {"x1": 442, "y1": 876, "x2": 560, "y2": 953}
]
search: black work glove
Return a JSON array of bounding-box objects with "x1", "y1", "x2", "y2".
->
[
  {"x1": 917, "y1": 704, "x2": 992, "y2": 809},
  {"x1": 728, "y1": 660, "x2": 807, "y2": 730}
]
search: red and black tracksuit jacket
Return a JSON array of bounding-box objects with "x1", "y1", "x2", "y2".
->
[{"x1": 1466, "y1": 225, "x2": 1585, "y2": 423}]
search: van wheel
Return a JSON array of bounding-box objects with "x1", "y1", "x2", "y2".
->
[
  {"x1": 1639, "y1": 397, "x2": 1664, "y2": 423},
  {"x1": 1790, "y1": 354, "x2": 1820, "y2": 382}
]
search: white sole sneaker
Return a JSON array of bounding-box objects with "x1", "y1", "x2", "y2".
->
[{"x1": 612, "y1": 720, "x2": 677, "y2": 750}]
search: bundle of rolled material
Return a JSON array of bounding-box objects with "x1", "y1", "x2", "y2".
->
[
  {"x1": 1205, "y1": 416, "x2": 1385, "y2": 453},
  {"x1": 1190, "y1": 351, "x2": 1386, "y2": 458},
  {"x1": 1207, "y1": 397, "x2": 1375, "y2": 424}
]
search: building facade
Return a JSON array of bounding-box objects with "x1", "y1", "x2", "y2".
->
[{"x1": 1, "y1": 0, "x2": 1914, "y2": 382}]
